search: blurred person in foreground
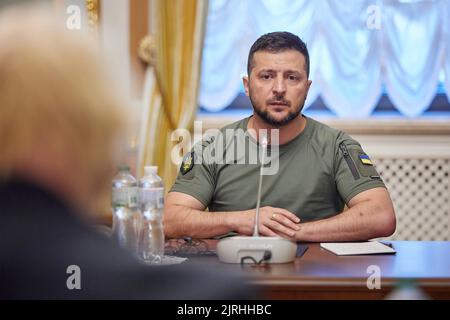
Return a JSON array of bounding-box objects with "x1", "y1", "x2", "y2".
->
[{"x1": 0, "y1": 5, "x2": 252, "y2": 299}]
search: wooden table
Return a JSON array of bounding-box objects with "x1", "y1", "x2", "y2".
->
[{"x1": 178, "y1": 241, "x2": 450, "y2": 299}]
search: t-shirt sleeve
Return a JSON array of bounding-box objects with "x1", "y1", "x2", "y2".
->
[
  {"x1": 169, "y1": 143, "x2": 216, "y2": 207},
  {"x1": 334, "y1": 135, "x2": 386, "y2": 204}
]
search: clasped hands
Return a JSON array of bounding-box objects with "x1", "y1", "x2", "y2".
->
[{"x1": 239, "y1": 206, "x2": 301, "y2": 239}]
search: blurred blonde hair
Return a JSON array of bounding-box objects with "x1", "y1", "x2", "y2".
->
[{"x1": 0, "y1": 5, "x2": 129, "y2": 213}]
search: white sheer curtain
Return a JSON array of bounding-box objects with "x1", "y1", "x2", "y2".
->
[
  {"x1": 199, "y1": 0, "x2": 450, "y2": 118},
  {"x1": 444, "y1": 0, "x2": 450, "y2": 104}
]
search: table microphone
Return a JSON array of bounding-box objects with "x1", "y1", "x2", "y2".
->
[
  {"x1": 217, "y1": 134, "x2": 297, "y2": 264},
  {"x1": 252, "y1": 135, "x2": 267, "y2": 237}
]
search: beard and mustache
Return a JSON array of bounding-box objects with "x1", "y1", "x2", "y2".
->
[{"x1": 248, "y1": 90, "x2": 306, "y2": 127}]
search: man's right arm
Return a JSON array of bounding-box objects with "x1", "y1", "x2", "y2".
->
[{"x1": 164, "y1": 192, "x2": 301, "y2": 239}]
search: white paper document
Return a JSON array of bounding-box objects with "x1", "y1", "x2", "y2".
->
[{"x1": 320, "y1": 241, "x2": 396, "y2": 256}]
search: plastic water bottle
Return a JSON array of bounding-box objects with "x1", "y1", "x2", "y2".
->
[
  {"x1": 111, "y1": 165, "x2": 140, "y2": 254},
  {"x1": 137, "y1": 166, "x2": 165, "y2": 264}
]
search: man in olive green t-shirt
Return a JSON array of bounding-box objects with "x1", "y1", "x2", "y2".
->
[{"x1": 165, "y1": 32, "x2": 396, "y2": 242}]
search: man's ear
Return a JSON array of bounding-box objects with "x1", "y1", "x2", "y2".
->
[
  {"x1": 243, "y1": 76, "x2": 249, "y2": 96},
  {"x1": 305, "y1": 79, "x2": 312, "y2": 98}
]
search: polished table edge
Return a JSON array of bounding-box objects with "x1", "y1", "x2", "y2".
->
[
  {"x1": 248, "y1": 277, "x2": 450, "y2": 287},
  {"x1": 188, "y1": 240, "x2": 450, "y2": 299}
]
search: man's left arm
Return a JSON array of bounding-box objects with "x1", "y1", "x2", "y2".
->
[
  {"x1": 292, "y1": 135, "x2": 396, "y2": 242},
  {"x1": 293, "y1": 187, "x2": 396, "y2": 242}
]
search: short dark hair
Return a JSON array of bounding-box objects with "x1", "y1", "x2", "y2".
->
[{"x1": 247, "y1": 31, "x2": 310, "y2": 78}]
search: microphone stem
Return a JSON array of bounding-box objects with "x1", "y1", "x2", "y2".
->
[{"x1": 253, "y1": 138, "x2": 267, "y2": 237}]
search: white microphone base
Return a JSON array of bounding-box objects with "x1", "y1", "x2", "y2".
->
[{"x1": 217, "y1": 236, "x2": 297, "y2": 264}]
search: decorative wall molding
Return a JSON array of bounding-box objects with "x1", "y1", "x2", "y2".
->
[
  {"x1": 198, "y1": 115, "x2": 450, "y2": 136},
  {"x1": 86, "y1": 0, "x2": 100, "y2": 35}
]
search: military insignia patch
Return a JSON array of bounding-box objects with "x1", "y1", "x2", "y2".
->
[
  {"x1": 180, "y1": 152, "x2": 194, "y2": 175},
  {"x1": 359, "y1": 154, "x2": 373, "y2": 166}
]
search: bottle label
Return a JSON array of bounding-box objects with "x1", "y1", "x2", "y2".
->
[
  {"x1": 140, "y1": 187, "x2": 164, "y2": 209},
  {"x1": 156, "y1": 187, "x2": 164, "y2": 209},
  {"x1": 113, "y1": 187, "x2": 138, "y2": 208},
  {"x1": 128, "y1": 187, "x2": 138, "y2": 208}
]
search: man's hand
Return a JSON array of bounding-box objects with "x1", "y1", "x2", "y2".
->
[
  {"x1": 292, "y1": 187, "x2": 396, "y2": 242},
  {"x1": 235, "y1": 206, "x2": 301, "y2": 238},
  {"x1": 165, "y1": 192, "x2": 301, "y2": 239}
]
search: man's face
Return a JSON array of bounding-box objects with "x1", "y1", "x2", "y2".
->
[{"x1": 243, "y1": 50, "x2": 312, "y2": 127}]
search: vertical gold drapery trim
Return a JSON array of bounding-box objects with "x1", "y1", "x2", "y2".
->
[
  {"x1": 86, "y1": 0, "x2": 100, "y2": 38},
  {"x1": 138, "y1": 67, "x2": 161, "y2": 174},
  {"x1": 138, "y1": 0, "x2": 208, "y2": 189},
  {"x1": 180, "y1": 0, "x2": 208, "y2": 131}
]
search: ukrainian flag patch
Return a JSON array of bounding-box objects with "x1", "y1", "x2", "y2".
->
[{"x1": 359, "y1": 154, "x2": 373, "y2": 166}]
